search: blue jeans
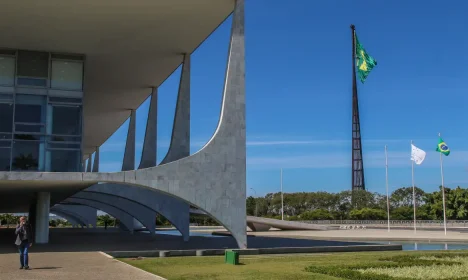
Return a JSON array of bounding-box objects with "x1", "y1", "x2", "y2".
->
[{"x1": 18, "y1": 240, "x2": 29, "y2": 267}]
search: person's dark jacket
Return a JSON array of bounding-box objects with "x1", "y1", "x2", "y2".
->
[{"x1": 15, "y1": 222, "x2": 33, "y2": 246}]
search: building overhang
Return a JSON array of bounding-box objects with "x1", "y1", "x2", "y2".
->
[{"x1": 0, "y1": 0, "x2": 234, "y2": 156}]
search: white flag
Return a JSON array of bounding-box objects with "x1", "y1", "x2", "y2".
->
[{"x1": 411, "y1": 144, "x2": 426, "y2": 165}]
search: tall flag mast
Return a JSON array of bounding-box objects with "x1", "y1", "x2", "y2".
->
[{"x1": 350, "y1": 24, "x2": 377, "y2": 193}]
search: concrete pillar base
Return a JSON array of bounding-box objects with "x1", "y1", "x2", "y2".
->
[{"x1": 35, "y1": 192, "x2": 50, "y2": 244}]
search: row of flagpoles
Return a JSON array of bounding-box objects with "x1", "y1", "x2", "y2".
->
[{"x1": 384, "y1": 133, "x2": 451, "y2": 235}]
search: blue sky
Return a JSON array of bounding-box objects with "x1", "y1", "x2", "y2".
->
[{"x1": 92, "y1": 0, "x2": 468, "y2": 197}]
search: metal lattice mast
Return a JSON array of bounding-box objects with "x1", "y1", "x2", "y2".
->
[{"x1": 351, "y1": 24, "x2": 365, "y2": 191}]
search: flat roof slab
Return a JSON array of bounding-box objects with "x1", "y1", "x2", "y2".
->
[{"x1": 0, "y1": 0, "x2": 234, "y2": 155}]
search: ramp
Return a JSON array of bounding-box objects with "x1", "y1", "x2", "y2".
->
[{"x1": 246, "y1": 216, "x2": 332, "y2": 232}]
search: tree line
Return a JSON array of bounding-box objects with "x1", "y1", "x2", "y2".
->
[{"x1": 246, "y1": 186, "x2": 468, "y2": 221}]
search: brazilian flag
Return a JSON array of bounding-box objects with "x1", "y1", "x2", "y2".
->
[
  {"x1": 355, "y1": 34, "x2": 377, "y2": 83},
  {"x1": 436, "y1": 138, "x2": 450, "y2": 156}
]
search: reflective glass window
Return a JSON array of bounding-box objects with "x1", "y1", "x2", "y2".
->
[
  {"x1": 0, "y1": 146, "x2": 10, "y2": 171},
  {"x1": 11, "y1": 140, "x2": 42, "y2": 171},
  {"x1": 49, "y1": 150, "x2": 80, "y2": 172},
  {"x1": 0, "y1": 56, "x2": 15, "y2": 86},
  {"x1": 51, "y1": 106, "x2": 81, "y2": 135},
  {"x1": 0, "y1": 103, "x2": 13, "y2": 132},
  {"x1": 17, "y1": 51, "x2": 48, "y2": 78},
  {"x1": 48, "y1": 142, "x2": 81, "y2": 149},
  {"x1": 14, "y1": 94, "x2": 46, "y2": 124},
  {"x1": 51, "y1": 60, "x2": 83, "y2": 90},
  {"x1": 0, "y1": 140, "x2": 11, "y2": 148}
]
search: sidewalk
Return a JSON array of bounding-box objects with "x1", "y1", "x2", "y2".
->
[{"x1": 0, "y1": 252, "x2": 162, "y2": 280}]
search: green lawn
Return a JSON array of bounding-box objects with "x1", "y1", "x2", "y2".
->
[{"x1": 120, "y1": 250, "x2": 468, "y2": 280}]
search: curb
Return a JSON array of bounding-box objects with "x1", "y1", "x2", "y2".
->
[{"x1": 103, "y1": 244, "x2": 402, "y2": 258}]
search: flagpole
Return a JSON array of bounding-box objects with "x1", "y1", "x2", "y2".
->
[
  {"x1": 385, "y1": 145, "x2": 390, "y2": 232},
  {"x1": 281, "y1": 168, "x2": 284, "y2": 221},
  {"x1": 411, "y1": 140, "x2": 417, "y2": 234},
  {"x1": 439, "y1": 132, "x2": 447, "y2": 235}
]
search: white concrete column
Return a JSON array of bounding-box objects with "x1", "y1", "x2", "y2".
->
[
  {"x1": 35, "y1": 192, "x2": 51, "y2": 244},
  {"x1": 92, "y1": 147, "x2": 99, "y2": 172},
  {"x1": 122, "y1": 110, "x2": 136, "y2": 171}
]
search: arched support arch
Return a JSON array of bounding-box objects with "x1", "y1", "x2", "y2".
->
[
  {"x1": 62, "y1": 198, "x2": 134, "y2": 233},
  {"x1": 50, "y1": 209, "x2": 87, "y2": 228},
  {"x1": 52, "y1": 204, "x2": 97, "y2": 228},
  {"x1": 71, "y1": 191, "x2": 156, "y2": 235},
  {"x1": 85, "y1": 184, "x2": 189, "y2": 240}
]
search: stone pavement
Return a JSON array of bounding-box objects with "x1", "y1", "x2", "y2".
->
[
  {"x1": 0, "y1": 227, "x2": 373, "y2": 280},
  {"x1": 0, "y1": 252, "x2": 162, "y2": 280}
]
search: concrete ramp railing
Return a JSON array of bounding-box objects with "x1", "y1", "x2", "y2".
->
[{"x1": 246, "y1": 216, "x2": 332, "y2": 232}]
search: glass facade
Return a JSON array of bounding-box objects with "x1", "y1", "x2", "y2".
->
[
  {"x1": 0, "y1": 49, "x2": 84, "y2": 172},
  {"x1": 0, "y1": 56, "x2": 15, "y2": 85}
]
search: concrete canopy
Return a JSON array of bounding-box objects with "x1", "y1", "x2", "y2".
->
[{"x1": 0, "y1": 0, "x2": 234, "y2": 156}]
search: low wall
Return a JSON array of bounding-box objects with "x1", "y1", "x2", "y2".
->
[{"x1": 105, "y1": 244, "x2": 402, "y2": 258}]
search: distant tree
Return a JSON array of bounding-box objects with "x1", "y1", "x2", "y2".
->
[
  {"x1": 49, "y1": 219, "x2": 58, "y2": 227},
  {"x1": 390, "y1": 187, "x2": 426, "y2": 208},
  {"x1": 156, "y1": 215, "x2": 172, "y2": 226},
  {"x1": 390, "y1": 206, "x2": 413, "y2": 220},
  {"x1": 300, "y1": 209, "x2": 334, "y2": 220},
  {"x1": 3, "y1": 214, "x2": 15, "y2": 228},
  {"x1": 349, "y1": 208, "x2": 387, "y2": 220},
  {"x1": 246, "y1": 196, "x2": 256, "y2": 216},
  {"x1": 97, "y1": 214, "x2": 114, "y2": 227}
]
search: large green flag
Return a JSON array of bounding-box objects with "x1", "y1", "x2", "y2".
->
[
  {"x1": 355, "y1": 34, "x2": 377, "y2": 83},
  {"x1": 436, "y1": 137, "x2": 450, "y2": 156}
]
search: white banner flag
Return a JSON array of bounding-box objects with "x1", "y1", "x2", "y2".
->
[{"x1": 411, "y1": 144, "x2": 426, "y2": 165}]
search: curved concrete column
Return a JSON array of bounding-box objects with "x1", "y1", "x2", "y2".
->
[
  {"x1": 139, "y1": 88, "x2": 158, "y2": 169},
  {"x1": 50, "y1": 209, "x2": 86, "y2": 227},
  {"x1": 85, "y1": 184, "x2": 189, "y2": 240},
  {"x1": 1, "y1": 0, "x2": 247, "y2": 248},
  {"x1": 71, "y1": 191, "x2": 156, "y2": 235},
  {"x1": 51, "y1": 207, "x2": 89, "y2": 228},
  {"x1": 53, "y1": 204, "x2": 97, "y2": 228},
  {"x1": 160, "y1": 54, "x2": 190, "y2": 164},
  {"x1": 92, "y1": 147, "x2": 99, "y2": 172},
  {"x1": 86, "y1": 156, "x2": 92, "y2": 172},
  {"x1": 63, "y1": 198, "x2": 134, "y2": 233},
  {"x1": 122, "y1": 110, "x2": 136, "y2": 171}
]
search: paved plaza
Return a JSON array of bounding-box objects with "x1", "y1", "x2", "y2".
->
[
  {"x1": 2, "y1": 227, "x2": 466, "y2": 279},
  {"x1": 0, "y1": 252, "x2": 161, "y2": 280},
  {"x1": 0, "y1": 227, "x2": 376, "y2": 279}
]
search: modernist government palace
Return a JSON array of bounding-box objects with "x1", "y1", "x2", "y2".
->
[{"x1": 0, "y1": 0, "x2": 247, "y2": 248}]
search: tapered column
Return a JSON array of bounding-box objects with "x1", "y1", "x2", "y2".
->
[
  {"x1": 86, "y1": 156, "x2": 92, "y2": 172},
  {"x1": 35, "y1": 192, "x2": 50, "y2": 244},
  {"x1": 122, "y1": 110, "x2": 136, "y2": 171},
  {"x1": 139, "y1": 88, "x2": 158, "y2": 169},
  {"x1": 92, "y1": 147, "x2": 99, "y2": 172},
  {"x1": 160, "y1": 54, "x2": 190, "y2": 164}
]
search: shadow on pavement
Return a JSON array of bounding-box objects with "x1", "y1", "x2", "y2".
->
[
  {"x1": 0, "y1": 228, "x2": 369, "y2": 254},
  {"x1": 32, "y1": 267, "x2": 62, "y2": 270}
]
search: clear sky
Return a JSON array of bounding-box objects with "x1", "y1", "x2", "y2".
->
[{"x1": 94, "y1": 0, "x2": 468, "y2": 197}]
